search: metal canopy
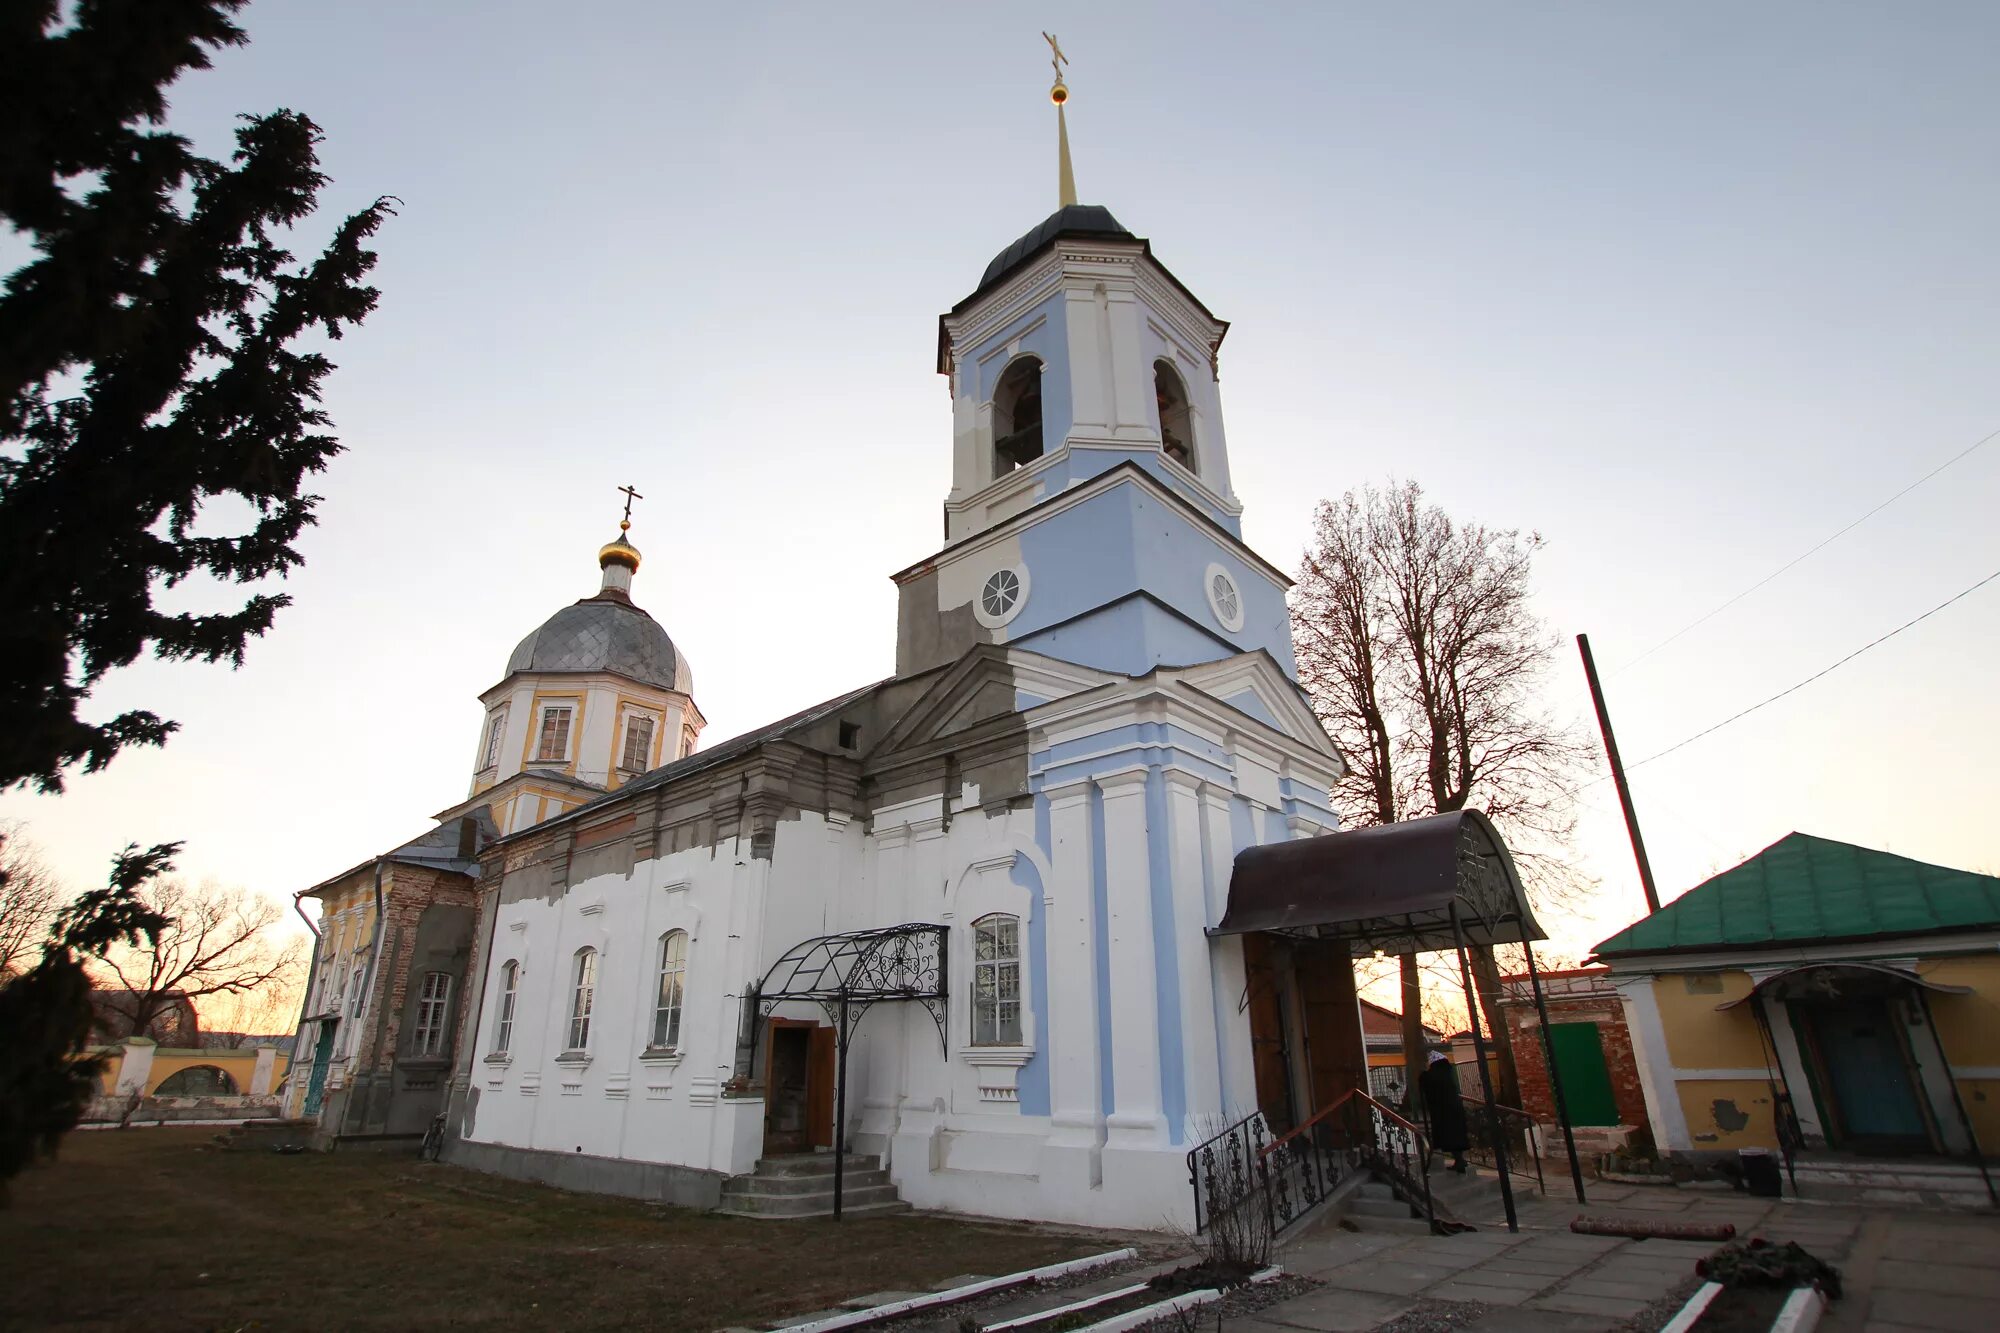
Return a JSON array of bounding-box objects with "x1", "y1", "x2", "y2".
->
[
  {"x1": 1716, "y1": 960, "x2": 1973, "y2": 1011},
  {"x1": 750, "y1": 923, "x2": 948, "y2": 1220},
  {"x1": 1213, "y1": 810, "x2": 1545, "y2": 957}
]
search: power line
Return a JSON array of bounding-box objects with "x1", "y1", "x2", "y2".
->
[
  {"x1": 1619, "y1": 563, "x2": 2000, "y2": 775},
  {"x1": 1613, "y1": 423, "x2": 2000, "y2": 676}
]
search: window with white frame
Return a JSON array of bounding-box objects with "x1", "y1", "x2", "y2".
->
[
  {"x1": 535, "y1": 703, "x2": 574, "y2": 762},
  {"x1": 492, "y1": 960, "x2": 518, "y2": 1054},
  {"x1": 481, "y1": 706, "x2": 508, "y2": 769},
  {"x1": 681, "y1": 727, "x2": 697, "y2": 760},
  {"x1": 567, "y1": 947, "x2": 597, "y2": 1050},
  {"x1": 621, "y1": 713, "x2": 656, "y2": 773},
  {"x1": 651, "y1": 930, "x2": 687, "y2": 1050},
  {"x1": 971, "y1": 914, "x2": 1022, "y2": 1045},
  {"x1": 413, "y1": 971, "x2": 452, "y2": 1056}
]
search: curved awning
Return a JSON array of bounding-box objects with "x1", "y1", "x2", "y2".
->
[
  {"x1": 1715, "y1": 960, "x2": 1974, "y2": 1010},
  {"x1": 1213, "y1": 810, "x2": 1544, "y2": 957}
]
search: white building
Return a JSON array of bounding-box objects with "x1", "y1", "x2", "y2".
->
[{"x1": 439, "y1": 141, "x2": 1374, "y2": 1230}]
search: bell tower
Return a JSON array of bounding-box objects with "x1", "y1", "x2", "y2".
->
[{"x1": 897, "y1": 49, "x2": 1283, "y2": 683}]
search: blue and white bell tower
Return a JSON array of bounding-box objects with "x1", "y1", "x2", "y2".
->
[{"x1": 895, "y1": 67, "x2": 1294, "y2": 685}]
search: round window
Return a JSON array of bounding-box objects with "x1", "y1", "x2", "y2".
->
[
  {"x1": 975, "y1": 564, "x2": 1031, "y2": 629},
  {"x1": 1205, "y1": 563, "x2": 1245, "y2": 632}
]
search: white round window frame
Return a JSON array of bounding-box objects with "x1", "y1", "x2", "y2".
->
[
  {"x1": 1204, "y1": 563, "x2": 1246, "y2": 633},
  {"x1": 974, "y1": 563, "x2": 1031, "y2": 630}
]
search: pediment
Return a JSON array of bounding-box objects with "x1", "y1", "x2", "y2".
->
[
  {"x1": 1166, "y1": 653, "x2": 1340, "y2": 759},
  {"x1": 870, "y1": 644, "x2": 1115, "y2": 759}
]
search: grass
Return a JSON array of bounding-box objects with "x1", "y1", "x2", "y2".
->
[{"x1": 0, "y1": 1128, "x2": 1110, "y2": 1331}]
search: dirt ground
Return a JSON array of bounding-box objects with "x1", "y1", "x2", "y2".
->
[{"x1": 0, "y1": 1128, "x2": 1111, "y2": 1331}]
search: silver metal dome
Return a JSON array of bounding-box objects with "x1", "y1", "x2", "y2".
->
[{"x1": 505, "y1": 595, "x2": 692, "y2": 694}]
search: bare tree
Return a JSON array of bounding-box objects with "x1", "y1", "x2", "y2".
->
[
  {"x1": 1292, "y1": 481, "x2": 1590, "y2": 1107},
  {"x1": 0, "y1": 829, "x2": 63, "y2": 977},
  {"x1": 92, "y1": 879, "x2": 304, "y2": 1043},
  {"x1": 198, "y1": 960, "x2": 306, "y2": 1047}
]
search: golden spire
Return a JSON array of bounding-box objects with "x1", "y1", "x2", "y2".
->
[
  {"x1": 599, "y1": 483, "x2": 643, "y2": 575},
  {"x1": 1043, "y1": 31, "x2": 1077, "y2": 208}
]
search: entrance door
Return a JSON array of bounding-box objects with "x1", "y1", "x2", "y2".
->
[
  {"x1": 763, "y1": 1022, "x2": 835, "y2": 1156},
  {"x1": 1803, "y1": 998, "x2": 1931, "y2": 1153},
  {"x1": 1294, "y1": 938, "x2": 1368, "y2": 1114},
  {"x1": 1243, "y1": 934, "x2": 1298, "y2": 1135},
  {"x1": 1548, "y1": 1022, "x2": 1620, "y2": 1126},
  {"x1": 303, "y1": 1020, "x2": 336, "y2": 1117}
]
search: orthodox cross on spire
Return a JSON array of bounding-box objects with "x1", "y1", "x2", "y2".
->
[
  {"x1": 1042, "y1": 32, "x2": 1078, "y2": 208},
  {"x1": 616, "y1": 482, "x2": 643, "y2": 533}
]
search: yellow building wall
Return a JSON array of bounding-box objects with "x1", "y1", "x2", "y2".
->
[
  {"x1": 95, "y1": 1046, "x2": 291, "y2": 1095},
  {"x1": 1675, "y1": 1078, "x2": 1777, "y2": 1150},
  {"x1": 1958, "y1": 1078, "x2": 2000, "y2": 1150},
  {"x1": 1655, "y1": 972, "x2": 1767, "y2": 1069},
  {"x1": 1922, "y1": 955, "x2": 2000, "y2": 1067}
]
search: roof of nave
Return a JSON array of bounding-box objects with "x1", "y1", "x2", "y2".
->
[
  {"x1": 505, "y1": 592, "x2": 691, "y2": 695},
  {"x1": 1594, "y1": 832, "x2": 2000, "y2": 959},
  {"x1": 295, "y1": 809, "x2": 496, "y2": 902}
]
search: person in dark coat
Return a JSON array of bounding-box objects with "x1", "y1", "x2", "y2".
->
[{"x1": 1419, "y1": 1050, "x2": 1471, "y2": 1173}]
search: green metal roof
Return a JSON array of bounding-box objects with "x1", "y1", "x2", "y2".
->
[{"x1": 1593, "y1": 832, "x2": 2000, "y2": 958}]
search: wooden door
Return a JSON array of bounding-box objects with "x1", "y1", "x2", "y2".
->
[
  {"x1": 808, "y1": 1025, "x2": 836, "y2": 1149},
  {"x1": 1242, "y1": 933, "x2": 1297, "y2": 1134},
  {"x1": 1294, "y1": 937, "x2": 1368, "y2": 1115},
  {"x1": 1548, "y1": 1022, "x2": 1620, "y2": 1126},
  {"x1": 763, "y1": 1025, "x2": 812, "y2": 1155},
  {"x1": 1805, "y1": 998, "x2": 1931, "y2": 1153}
]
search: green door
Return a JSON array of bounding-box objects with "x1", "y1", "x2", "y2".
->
[{"x1": 1548, "y1": 1022, "x2": 1620, "y2": 1126}]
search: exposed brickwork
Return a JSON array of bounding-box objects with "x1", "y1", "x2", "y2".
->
[
  {"x1": 355, "y1": 865, "x2": 478, "y2": 1075},
  {"x1": 1502, "y1": 970, "x2": 1651, "y2": 1142}
]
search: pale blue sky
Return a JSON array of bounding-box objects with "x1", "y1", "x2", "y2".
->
[{"x1": 7, "y1": 1, "x2": 1997, "y2": 954}]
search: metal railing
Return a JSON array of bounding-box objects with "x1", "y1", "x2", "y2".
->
[
  {"x1": 1458, "y1": 1095, "x2": 1545, "y2": 1196},
  {"x1": 1188, "y1": 1088, "x2": 1440, "y2": 1239}
]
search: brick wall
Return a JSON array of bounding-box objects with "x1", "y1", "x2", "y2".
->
[
  {"x1": 356, "y1": 865, "x2": 478, "y2": 1075},
  {"x1": 1505, "y1": 986, "x2": 1651, "y2": 1142}
]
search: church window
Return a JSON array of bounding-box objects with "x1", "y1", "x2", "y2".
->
[
  {"x1": 681, "y1": 727, "x2": 697, "y2": 760},
  {"x1": 838, "y1": 721, "x2": 861, "y2": 750},
  {"x1": 651, "y1": 931, "x2": 687, "y2": 1050},
  {"x1": 974, "y1": 564, "x2": 1031, "y2": 630},
  {"x1": 1204, "y1": 563, "x2": 1245, "y2": 633},
  {"x1": 567, "y1": 948, "x2": 598, "y2": 1050},
  {"x1": 481, "y1": 707, "x2": 507, "y2": 769},
  {"x1": 1154, "y1": 360, "x2": 1196, "y2": 473},
  {"x1": 413, "y1": 971, "x2": 453, "y2": 1057},
  {"x1": 992, "y1": 357, "x2": 1045, "y2": 476},
  {"x1": 971, "y1": 914, "x2": 1022, "y2": 1046},
  {"x1": 535, "y1": 704, "x2": 573, "y2": 762},
  {"x1": 493, "y1": 961, "x2": 518, "y2": 1054},
  {"x1": 621, "y1": 714, "x2": 656, "y2": 773}
]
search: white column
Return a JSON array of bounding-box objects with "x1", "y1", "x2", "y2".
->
[
  {"x1": 251, "y1": 1045, "x2": 278, "y2": 1096},
  {"x1": 1165, "y1": 770, "x2": 1223, "y2": 1135},
  {"x1": 1614, "y1": 975, "x2": 1691, "y2": 1152},
  {"x1": 114, "y1": 1038, "x2": 157, "y2": 1098},
  {"x1": 1041, "y1": 780, "x2": 1102, "y2": 1156},
  {"x1": 1063, "y1": 284, "x2": 1111, "y2": 436},
  {"x1": 1098, "y1": 767, "x2": 1163, "y2": 1147},
  {"x1": 1104, "y1": 285, "x2": 1153, "y2": 442},
  {"x1": 1201, "y1": 786, "x2": 1257, "y2": 1118}
]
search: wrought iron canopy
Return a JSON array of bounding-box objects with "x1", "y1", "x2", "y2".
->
[
  {"x1": 754, "y1": 922, "x2": 948, "y2": 1054},
  {"x1": 1213, "y1": 809, "x2": 1545, "y2": 956}
]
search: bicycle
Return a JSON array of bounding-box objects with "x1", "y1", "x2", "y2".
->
[{"x1": 419, "y1": 1112, "x2": 447, "y2": 1162}]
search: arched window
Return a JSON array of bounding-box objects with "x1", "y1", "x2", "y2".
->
[
  {"x1": 412, "y1": 971, "x2": 453, "y2": 1057},
  {"x1": 1154, "y1": 360, "x2": 1196, "y2": 472},
  {"x1": 971, "y1": 914, "x2": 1023, "y2": 1046},
  {"x1": 651, "y1": 930, "x2": 688, "y2": 1050},
  {"x1": 992, "y1": 357, "x2": 1045, "y2": 476},
  {"x1": 567, "y1": 948, "x2": 598, "y2": 1051},
  {"x1": 492, "y1": 960, "x2": 518, "y2": 1054},
  {"x1": 155, "y1": 1065, "x2": 240, "y2": 1097}
]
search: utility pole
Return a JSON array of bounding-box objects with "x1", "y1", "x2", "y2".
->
[{"x1": 1577, "y1": 633, "x2": 1662, "y2": 914}]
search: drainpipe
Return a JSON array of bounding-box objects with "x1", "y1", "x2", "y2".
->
[
  {"x1": 339, "y1": 858, "x2": 392, "y2": 1129},
  {"x1": 284, "y1": 895, "x2": 324, "y2": 1092}
]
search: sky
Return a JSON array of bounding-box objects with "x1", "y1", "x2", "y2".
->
[{"x1": 5, "y1": 1, "x2": 1997, "y2": 963}]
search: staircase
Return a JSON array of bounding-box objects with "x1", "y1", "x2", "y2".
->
[
  {"x1": 716, "y1": 1153, "x2": 912, "y2": 1219},
  {"x1": 1343, "y1": 1165, "x2": 1512, "y2": 1233},
  {"x1": 1786, "y1": 1156, "x2": 1996, "y2": 1209}
]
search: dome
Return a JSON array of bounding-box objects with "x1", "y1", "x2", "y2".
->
[
  {"x1": 976, "y1": 204, "x2": 1132, "y2": 295},
  {"x1": 505, "y1": 595, "x2": 693, "y2": 694}
]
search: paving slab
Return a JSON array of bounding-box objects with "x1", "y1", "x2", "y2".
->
[
  {"x1": 1856, "y1": 1291, "x2": 1988, "y2": 1333},
  {"x1": 1433, "y1": 1268, "x2": 1552, "y2": 1293},
  {"x1": 1237, "y1": 1288, "x2": 1417, "y2": 1331},
  {"x1": 1526, "y1": 1291, "x2": 1651, "y2": 1318},
  {"x1": 1879, "y1": 1237, "x2": 1996, "y2": 1266},
  {"x1": 1871, "y1": 1259, "x2": 2000, "y2": 1300},
  {"x1": 1463, "y1": 1257, "x2": 1590, "y2": 1279},
  {"x1": 1460, "y1": 1309, "x2": 1609, "y2": 1332},
  {"x1": 1426, "y1": 1279, "x2": 1536, "y2": 1306},
  {"x1": 1557, "y1": 1276, "x2": 1681, "y2": 1300},
  {"x1": 1314, "y1": 1261, "x2": 1462, "y2": 1297}
]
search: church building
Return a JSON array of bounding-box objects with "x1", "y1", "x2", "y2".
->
[{"x1": 432, "y1": 72, "x2": 1371, "y2": 1226}]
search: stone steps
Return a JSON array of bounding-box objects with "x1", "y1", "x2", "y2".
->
[{"x1": 717, "y1": 1153, "x2": 912, "y2": 1220}]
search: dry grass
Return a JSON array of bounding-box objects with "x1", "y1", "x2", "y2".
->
[{"x1": 0, "y1": 1128, "x2": 1110, "y2": 1331}]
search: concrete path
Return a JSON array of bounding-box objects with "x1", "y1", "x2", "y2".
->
[{"x1": 1231, "y1": 1178, "x2": 1999, "y2": 1332}]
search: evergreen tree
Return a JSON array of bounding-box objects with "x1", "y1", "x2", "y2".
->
[
  {"x1": 0, "y1": 840, "x2": 173, "y2": 1200},
  {"x1": 0, "y1": 0, "x2": 395, "y2": 791}
]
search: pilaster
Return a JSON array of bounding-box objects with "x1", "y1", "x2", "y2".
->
[
  {"x1": 1097, "y1": 766, "x2": 1163, "y2": 1147},
  {"x1": 1164, "y1": 770, "x2": 1223, "y2": 1132},
  {"x1": 1040, "y1": 778, "x2": 1102, "y2": 1162}
]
